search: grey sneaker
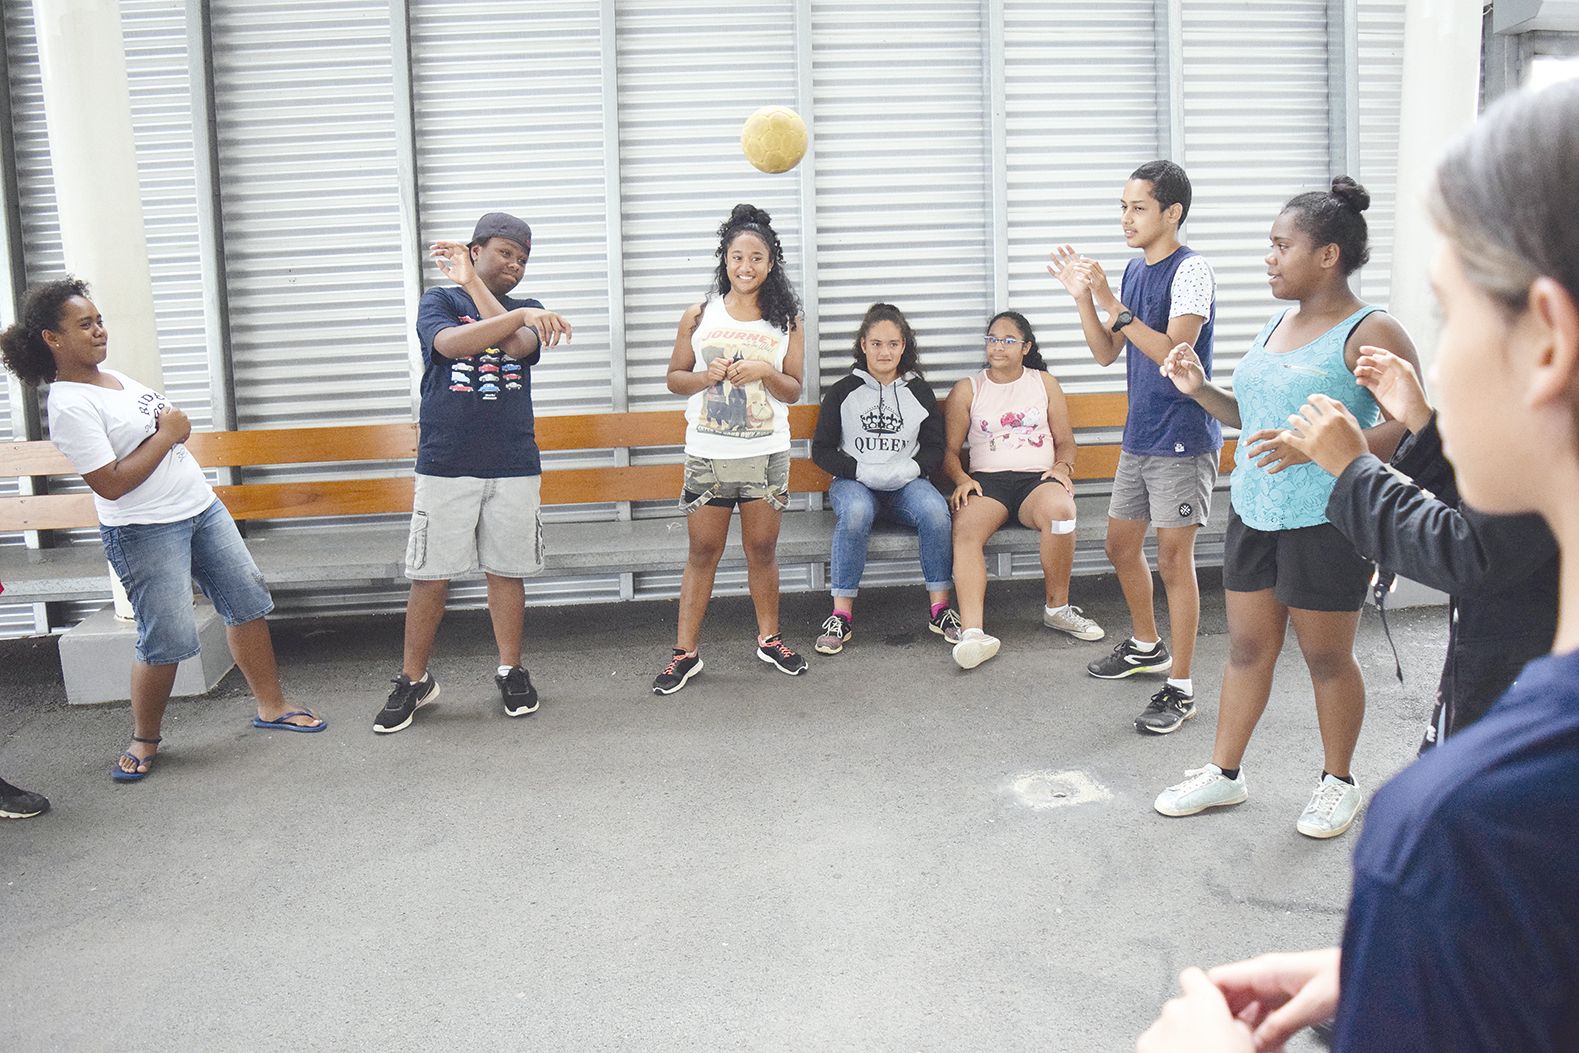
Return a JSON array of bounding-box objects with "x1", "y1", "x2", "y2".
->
[
  {"x1": 1154, "y1": 764, "x2": 1249, "y2": 817},
  {"x1": 1088, "y1": 638, "x2": 1171, "y2": 679},
  {"x1": 815, "y1": 614, "x2": 851, "y2": 655},
  {"x1": 1043, "y1": 604, "x2": 1105, "y2": 641},
  {"x1": 929, "y1": 606, "x2": 963, "y2": 644},
  {"x1": 1135, "y1": 684, "x2": 1197, "y2": 734},
  {"x1": 1296, "y1": 775, "x2": 1363, "y2": 839},
  {"x1": 951, "y1": 627, "x2": 1001, "y2": 670},
  {"x1": 0, "y1": 778, "x2": 49, "y2": 819}
]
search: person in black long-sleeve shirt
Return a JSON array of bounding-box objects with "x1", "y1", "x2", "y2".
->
[
  {"x1": 809, "y1": 303, "x2": 959, "y2": 655},
  {"x1": 1282, "y1": 346, "x2": 1557, "y2": 748}
]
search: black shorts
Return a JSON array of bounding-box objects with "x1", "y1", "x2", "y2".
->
[
  {"x1": 975, "y1": 470, "x2": 1059, "y2": 521},
  {"x1": 1222, "y1": 508, "x2": 1372, "y2": 612}
]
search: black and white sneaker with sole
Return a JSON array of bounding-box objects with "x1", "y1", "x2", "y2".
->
[
  {"x1": 1087, "y1": 638, "x2": 1172, "y2": 679},
  {"x1": 0, "y1": 778, "x2": 49, "y2": 819},
  {"x1": 1135, "y1": 683, "x2": 1197, "y2": 734},
  {"x1": 652, "y1": 649, "x2": 703, "y2": 695},
  {"x1": 497, "y1": 665, "x2": 540, "y2": 716},
  {"x1": 756, "y1": 634, "x2": 808, "y2": 676},
  {"x1": 374, "y1": 672, "x2": 439, "y2": 734}
]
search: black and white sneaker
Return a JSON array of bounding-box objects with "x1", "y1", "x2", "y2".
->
[
  {"x1": 1135, "y1": 684, "x2": 1197, "y2": 734},
  {"x1": 1087, "y1": 638, "x2": 1172, "y2": 679},
  {"x1": 374, "y1": 672, "x2": 439, "y2": 734},
  {"x1": 497, "y1": 665, "x2": 539, "y2": 716},
  {"x1": 756, "y1": 634, "x2": 808, "y2": 676},
  {"x1": 0, "y1": 778, "x2": 49, "y2": 819},
  {"x1": 653, "y1": 649, "x2": 703, "y2": 695}
]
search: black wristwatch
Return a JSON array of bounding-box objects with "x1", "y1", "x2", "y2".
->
[{"x1": 1110, "y1": 309, "x2": 1135, "y2": 333}]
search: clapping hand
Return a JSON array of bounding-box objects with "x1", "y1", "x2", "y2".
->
[
  {"x1": 1354, "y1": 346, "x2": 1432, "y2": 433},
  {"x1": 1280, "y1": 394, "x2": 1368, "y2": 477},
  {"x1": 1160, "y1": 343, "x2": 1206, "y2": 395}
]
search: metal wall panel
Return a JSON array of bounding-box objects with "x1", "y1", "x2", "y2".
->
[{"x1": 1357, "y1": 0, "x2": 1406, "y2": 307}]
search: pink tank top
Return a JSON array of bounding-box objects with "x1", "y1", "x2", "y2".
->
[{"x1": 965, "y1": 368, "x2": 1054, "y2": 473}]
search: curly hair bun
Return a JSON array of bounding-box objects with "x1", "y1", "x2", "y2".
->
[
  {"x1": 1330, "y1": 175, "x2": 1371, "y2": 214},
  {"x1": 725, "y1": 203, "x2": 774, "y2": 232}
]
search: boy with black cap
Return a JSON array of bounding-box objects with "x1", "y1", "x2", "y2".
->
[{"x1": 375, "y1": 212, "x2": 572, "y2": 734}]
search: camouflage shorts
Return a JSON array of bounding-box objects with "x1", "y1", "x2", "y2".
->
[{"x1": 680, "y1": 451, "x2": 790, "y2": 513}]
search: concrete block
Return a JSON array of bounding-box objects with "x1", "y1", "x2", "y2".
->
[{"x1": 58, "y1": 601, "x2": 234, "y2": 705}]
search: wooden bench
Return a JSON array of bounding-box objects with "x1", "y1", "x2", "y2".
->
[{"x1": 0, "y1": 394, "x2": 1235, "y2": 612}]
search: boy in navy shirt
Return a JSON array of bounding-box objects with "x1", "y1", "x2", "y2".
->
[
  {"x1": 1048, "y1": 160, "x2": 1221, "y2": 734},
  {"x1": 375, "y1": 213, "x2": 571, "y2": 734}
]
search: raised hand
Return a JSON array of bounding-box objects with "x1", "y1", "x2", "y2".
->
[
  {"x1": 1136, "y1": 968, "x2": 1255, "y2": 1053},
  {"x1": 430, "y1": 241, "x2": 476, "y2": 286},
  {"x1": 1354, "y1": 346, "x2": 1431, "y2": 433},
  {"x1": 1160, "y1": 343, "x2": 1206, "y2": 395},
  {"x1": 1281, "y1": 394, "x2": 1367, "y2": 477},
  {"x1": 520, "y1": 308, "x2": 573, "y2": 347},
  {"x1": 1085, "y1": 257, "x2": 1118, "y2": 311},
  {"x1": 1048, "y1": 245, "x2": 1093, "y2": 299}
]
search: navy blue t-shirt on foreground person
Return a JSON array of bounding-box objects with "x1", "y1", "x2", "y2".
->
[
  {"x1": 1137, "y1": 80, "x2": 1579, "y2": 1053},
  {"x1": 375, "y1": 212, "x2": 572, "y2": 735}
]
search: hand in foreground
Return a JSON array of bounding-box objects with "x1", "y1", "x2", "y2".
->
[
  {"x1": 1136, "y1": 967, "x2": 1255, "y2": 1053},
  {"x1": 951, "y1": 477, "x2": 983, "y2": 510},
  {"x1": 1354, "y1": 346, "x2": 1431, "y2": 433},
  {"x1": 520, "y1": 308, "x2": 572, "y2": 347},
  {"x1": 1208, "y1": 947, "x2": 1341, "y2": 1052},
  {"x1": 430, "y1": 241, "x2": 475, "y2": 286},
  {"x1": 1280, "y1": 394, "x2": 1367, "y2": 477},
  {"x1": 726, "y1": 358, "x2": 776, "y2": 386},
  {"x1": 1160, "y1": 343, "x2": 1206, "y2": 396}
]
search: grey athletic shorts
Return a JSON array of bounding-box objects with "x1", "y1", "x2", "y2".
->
[{"x1": 1107, "y1": 450, "x2": 1217, "y2": 528}]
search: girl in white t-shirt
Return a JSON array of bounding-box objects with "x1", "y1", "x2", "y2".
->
[
  {"x1": 0, "y1": 278, "x2": 325, "y2": 783},
  {"x1": 652, "y1": 205, "x2": 808, "y2": 695}
]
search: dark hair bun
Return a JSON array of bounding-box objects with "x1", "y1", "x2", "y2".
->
[
  {"x1": 726, "y1": 203, "x2": 773, "y2": 230},
  {"x1": 1330, "y1": 176, "x2": 1371, "y2": 214}
]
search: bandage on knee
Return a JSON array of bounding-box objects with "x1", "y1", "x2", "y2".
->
[{"x1": 1048, "y1": 518, "x2": 1075, "y2": 535}]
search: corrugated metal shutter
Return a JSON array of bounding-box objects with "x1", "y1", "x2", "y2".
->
[
  {"x1": 1004, "y1": 2, "x2": 1161, "y2": 392},
  {"x1": 1357, "y1": 0, "x2": 1406, "y2": 307},
  {"x1": 613, "y1": 0, "x2": 802, "y2": 411},
  {"x1": 209, "y1": 0, "x2": 407, "y2": 429},
  {"x1": 809, "y1": 1, "x2": 991, "y2": 392},
  {"x1": 1181, "y1": 0, "x2": 1333, "y2": 378}
]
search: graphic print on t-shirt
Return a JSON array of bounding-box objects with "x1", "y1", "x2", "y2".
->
[
  {"x1": 696, "y1": 326, "x2": 780, "y2": 440},
  {"x1": 132, "y1": 387, "x2": 192, "y2": 467},
  {"x1": 449, "y1": 314, "x2": 526, "y2": 401},
  {"x1": 976, "y1": 407, "x2": 1048, "y2": 453}
]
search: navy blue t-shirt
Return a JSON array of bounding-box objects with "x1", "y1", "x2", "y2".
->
[
  {"x1": 1335, "y1": 646, "x2": 1579, "y2": 1051},
  {"x1": 1119, "y1": 247, "x2": 1222, "y2": 457},
  {"x1": 414, "y1": 285, "x2": 543, "y2": 478}
]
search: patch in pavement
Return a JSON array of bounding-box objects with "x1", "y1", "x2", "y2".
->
[{"x1": 1006, "y1": 769, "x2": 1113, "y2": 810}]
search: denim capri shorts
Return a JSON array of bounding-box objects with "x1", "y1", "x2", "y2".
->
[{"x1": 99, "y1": 499, "x2": 274, "y2": 665}]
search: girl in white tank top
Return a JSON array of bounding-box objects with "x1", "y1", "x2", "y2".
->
[{"x1": 941, "y1": 311, "x2": 1104, "y2": 669}]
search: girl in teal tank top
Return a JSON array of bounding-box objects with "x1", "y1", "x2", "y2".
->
[
  {"x1": 1150, "y1": 176, "x2": 1422, "y2": 842},
  {"x1": 1231, "y1": 305, "x2": 1383, "y2": 530}
]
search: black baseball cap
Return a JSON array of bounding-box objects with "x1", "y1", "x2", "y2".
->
[{"x1": 470, "y1": 212, "x2": 532, "y2": 256}]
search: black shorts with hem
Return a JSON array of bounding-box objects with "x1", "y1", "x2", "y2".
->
[
  {"x1": 974, "y1": 470, "x2": 1058, "y2": 522},
  {"x1": 1222, "y1": 507, "x2": 1372, "y2": 612}
]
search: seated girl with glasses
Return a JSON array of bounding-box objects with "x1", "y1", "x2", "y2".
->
[{"x1": 941, "y1": 311, "x2": 1105, "y2": 670}]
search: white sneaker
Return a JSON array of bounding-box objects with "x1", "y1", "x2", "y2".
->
[
  {"x1": 952, "y1": 627, "x2": 1001, "y2": 670},
  {"x1": 1154, "y1": 764, "x2": 1249, "y2": 817},
  {"x1": 1296, "y1": 774, "x2": 1363, "y2": 839},
  {"x1": 1043, "y1": 604, "x2": 1106, "y2": 641}
]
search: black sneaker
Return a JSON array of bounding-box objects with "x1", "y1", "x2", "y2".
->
[
  {"x1": 374, "y1": 672, "x2": 439, "y2": 734},
  {"x1": 1135, "y1": 684, "x2": 1197, "y2": 734},
  {"x1": 1087, "y1": 638, "x2": 1171, "y2": 679},
  {"x1": 756, "y1": 634, "x2": 808, "y2": 676},
  {"x1": 815, "y1": 614, "x2": 850, "y2": 655},
  {"x1": 497, "y1": 665, "x2": 539, "y2": 716},
  {"x1": 0, "y1": 778, "x2": 49, "y2": 819},
  {"x1": 652, "y1": 649, "x2": 703, "y2": 695},
  {"x1": 928, "y1": 606, "x2": 963, "y2": 643}
]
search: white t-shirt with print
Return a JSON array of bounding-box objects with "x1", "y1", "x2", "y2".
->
[{"x1": 46, "y1": 369, "x2": 213, "y2": 526}]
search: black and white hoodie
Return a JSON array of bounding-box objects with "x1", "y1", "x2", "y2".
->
[{"x1": 812, "y1": 369, "x2": 944, "y2": 491}]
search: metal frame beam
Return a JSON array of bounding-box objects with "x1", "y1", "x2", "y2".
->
[
  {"x1": 984, "y1": 0, "x2": 1008, "y2": 311},
  {"x1": 186, "y1": 0, "x2": 237, "y2": 436},
  {"x1": 390, "y1": 0, "x2": 426, "y2": 412}
]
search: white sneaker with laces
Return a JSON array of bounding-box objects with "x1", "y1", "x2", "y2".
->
[
  {"x1": 1043, "y1": 604, "x2": 1106, "y2": 641},
  {"x1": 1296, "y1": 774, "x2": 1364, "y2": 839},
  {"x1": 951, "y1": 627, "x2": 1001, "y2": 670},
  {"x1": 1154, "y1": 764, "x2": 1249, "y2": 817}
]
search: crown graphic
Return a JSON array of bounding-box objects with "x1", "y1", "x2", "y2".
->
[{"x1": 860, "y1": 402, "x2": 903, "y2": 435}]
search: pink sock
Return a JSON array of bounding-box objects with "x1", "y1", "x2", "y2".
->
[
  {"x1": 930, "y1": 602, "x2": 948, "y2": 618},
  {"x1": 832, "y1": 609, "x2": 851, "y2": 623}
]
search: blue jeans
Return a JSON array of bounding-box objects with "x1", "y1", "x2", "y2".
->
[
  {"x1": 828, "y1": 477, "x2": 953, "y2": 598},
  {"x1": 99, "y1": 499, "x2": 274, "y2": 665}
]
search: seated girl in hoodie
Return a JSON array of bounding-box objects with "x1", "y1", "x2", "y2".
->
[{"x1": 810, "y1": 303, "x2": 962, "y2": 654}]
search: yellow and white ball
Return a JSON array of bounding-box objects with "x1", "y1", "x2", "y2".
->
[{"x1": 741, "y1": 106, "x2": 808, "y2": 174}]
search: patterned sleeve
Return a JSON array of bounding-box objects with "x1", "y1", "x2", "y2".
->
[{"x1": 1168, "y1": 255, "x2": 1215, "y2": 319}]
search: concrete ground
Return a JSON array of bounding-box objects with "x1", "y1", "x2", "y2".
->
[{"x1": 0, "y1": 570, "x2": 1446, "y2": 1053}]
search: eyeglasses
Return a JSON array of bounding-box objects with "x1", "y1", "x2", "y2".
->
[{"x1": 984, "y1": 335, "x2": 1022, "y2": 349}]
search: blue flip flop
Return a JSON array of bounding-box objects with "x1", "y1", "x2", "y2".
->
[
  {"x1": 252, "y1": 709, "x2": 327, "y2": 733},
  {"x1": 111, "y1": 736, "x2": 161, "y2": 782}
]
